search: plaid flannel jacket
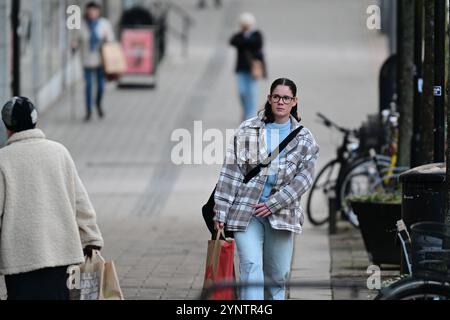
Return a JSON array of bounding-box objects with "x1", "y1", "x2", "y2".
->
[{"x1": 213, "y1": 114, "x2": 319, "y2": 234}]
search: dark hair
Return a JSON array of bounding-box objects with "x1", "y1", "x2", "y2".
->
[
  {"x1": 262, "y1": 78, "x2": 300, "y2": 123},
  {"x1": 85, "y1": 2, "x2": 102, "y2": 21},
  {"x1": 86, "y1": 1, "x2": 101, "y2": 10}
]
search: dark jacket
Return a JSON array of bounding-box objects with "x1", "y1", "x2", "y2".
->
[{"x1": 230, "y1": 30, "x2": 266, "y2": 76}]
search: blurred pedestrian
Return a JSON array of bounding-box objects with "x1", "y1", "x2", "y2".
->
[
  {"x1": 213, "y1": 78, "x2": 319, "y2": 300},
  {"x1": 230, "y1": 12, "x2": 266, "y2": 121},
  {"x1": 0, "y1": 97, "x2": 104, "y2": 300},
  {"x1": 72, "y1": 1, "x2": 115, "y2": 122}
]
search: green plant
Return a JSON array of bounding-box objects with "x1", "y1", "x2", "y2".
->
[
  {"x1": 347, "y1": 189, "x2": 402, "y2": 204},
  {"x1": 381, "y1": 274, "x2": 410, "y2": 288}
]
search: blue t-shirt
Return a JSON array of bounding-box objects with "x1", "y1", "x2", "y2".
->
[{"x1": 259, "y1": 119, "x2": 291, "y2": 203}]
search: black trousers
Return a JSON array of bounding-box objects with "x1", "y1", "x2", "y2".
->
[{"x1": 5, "y1": 266, "x2": 70, "y2": 300}]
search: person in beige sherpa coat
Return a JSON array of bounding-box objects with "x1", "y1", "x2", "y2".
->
[{"x1": 0, "y1": 97, "x2": 104, "y2": 300}]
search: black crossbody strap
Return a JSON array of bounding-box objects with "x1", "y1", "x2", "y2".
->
[{"x1": 243, "y1": 125, "x2": 303, "y2": 184}]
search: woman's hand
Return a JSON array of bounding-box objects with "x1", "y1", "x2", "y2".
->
[
  {"x1": 253, "y1": 203, "x2": 272, "y2": 217},
  {"x1": 214, "y1": 221, "x2": 224, "y2": 231}
]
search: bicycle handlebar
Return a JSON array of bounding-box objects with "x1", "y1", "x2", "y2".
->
[{"x1": 316, "y1": 112, "x2": 354, "y2": 135}]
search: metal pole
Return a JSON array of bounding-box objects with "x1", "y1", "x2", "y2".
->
[
  {"x1": 0, "y1": 0, "x2": 11, "y2": 101},
  {"x1": 182, "y1": 16, "x2": 188, "y2": 58},
  {"x1": 11, "y1": 0, "x2": 20, "y2": 96},
  {"x1": 0, "y1": 0, "x2": 11, "y2": 146},
  {"x1": 32, "y1": 0, "x2": 41, "y2": 107},
  {"x1": 60, "y1": 1, "x2": 67, "y2": 90},
  {"x1": 102, "y1": 0, "x2": 109, "y2": 18},
  {"x1": 328, "y1": 197, "x2": 337, "y2": 235},
  {"x1": 390, "y1": 0, "x2": 398, "y2": 55},
  {"x1": 434, "y1": 0, "x2": 445, "y2": 162}
]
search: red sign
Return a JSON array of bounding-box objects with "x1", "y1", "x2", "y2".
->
[{"x1": 121, "y1": 29, "x2": 154, "y2": 75}]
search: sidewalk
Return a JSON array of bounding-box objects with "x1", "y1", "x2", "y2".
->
[
  {"x1": 330, "y1": 221, "x2": 401, "y2": 300},
  {"x1": 0, "y1": 0, "x2": 387, "y2": 300}
]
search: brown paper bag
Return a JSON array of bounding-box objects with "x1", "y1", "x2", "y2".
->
[
  {"x1": 100, "y1": 260, "x2": 124, "y2": 300},
  {"x1": 251, "y1": 59, "x2": 264, "y2": 79},
  {"x1": 71, "y1": 251, "x2": 105, "y2": 300},
  {"x1": 69, "y1": 251, "x2": 124, "y2": 300},
  {"x1": 101, "y1": 42, "x2": 127, "y2": 78},
  {"x1": 202, "y1": 230, "x2": 236, "y2": 300}
]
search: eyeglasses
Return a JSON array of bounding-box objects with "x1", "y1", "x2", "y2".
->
[{"x1": 270, "y1": 94, "x2": 295, "y2": 104}]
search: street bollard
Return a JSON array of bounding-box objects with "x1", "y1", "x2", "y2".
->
[{"x1": 328, "y1": 197, "x2": 337, "y2": 235}]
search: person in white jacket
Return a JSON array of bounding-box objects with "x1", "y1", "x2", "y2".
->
[
  {"x1": 72, "y1": 1, "x2": 115, "y2": 122},
  {"x1": 0, "y1": 97, "x2": 104, "y2": 300}
]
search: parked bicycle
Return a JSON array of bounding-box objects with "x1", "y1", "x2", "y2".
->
[
  {"x1": 337, "y1": 150, "x2": 396, "y2": 227},
  {"x1": 375, "y1": 220, "x2": 450, "y2": 300},
  {"x1": 338, "y1": 105, "x2": 408, "y2": 227},
  {"x1": 307, "y1": 108, "x2": 408, "y2": 228},
  {"x1": 306, "y1": 113, "x2": 373, "y2": 226}
]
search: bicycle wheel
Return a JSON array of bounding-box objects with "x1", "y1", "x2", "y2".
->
[
  {"x1": 306, "y1": 160, "x2": 340, "y2": 226},
  {"x1": 338, "y1": 158, "x2": 386, "y2": 227},
  {"x1": 375, "y1": 277, "x2": 450, "y2": 300}
]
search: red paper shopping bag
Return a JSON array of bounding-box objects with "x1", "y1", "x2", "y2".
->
[{"x1": 203, "y1": 229, "x2": 236, "y2": 300}]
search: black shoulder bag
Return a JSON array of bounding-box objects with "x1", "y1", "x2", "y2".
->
[{"x1": 202, "y1": 125, "x2": 303, "y2": 239}]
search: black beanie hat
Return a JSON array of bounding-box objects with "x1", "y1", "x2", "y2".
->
[{"x1": 2, "y1": 96, "x2": 38, "y2": 132}]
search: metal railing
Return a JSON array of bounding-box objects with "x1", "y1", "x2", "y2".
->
[{"x1": 166, "y1": 1, "x2": 195, "y2": 58}]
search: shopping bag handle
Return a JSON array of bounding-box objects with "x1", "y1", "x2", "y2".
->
[
  {"x1": 85, "y1": 249, "x2": 106, "y2": 263},
  {"x1": 214, "y1": 228, "x2": 233, "y2": 243},
  {"x1": 212, "y1": 228, "x2": 233, "y2": 276}
]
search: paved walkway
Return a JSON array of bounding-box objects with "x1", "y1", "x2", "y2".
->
[
  {"x1": 330, "y1": 221, "x2": 401, "y2": 300},
  {"x1": 0, "y1": 0, "x2": 387, "y2": 300}
]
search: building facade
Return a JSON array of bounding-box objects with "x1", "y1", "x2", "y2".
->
[{"x1": 0, "y1": 0, "x2": 143, "y2": 145}]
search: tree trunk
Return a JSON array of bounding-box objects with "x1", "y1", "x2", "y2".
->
[
  {"x1": 446, "y1": 2, "x2": 450, "y2": 227},
  {"x1": 411, "y1": 0, "x2": 423, "y2": 168},
  {"x1": 447, "y1": 81, "x2": 450, "y2": 226},
  {"x1": 434, "y1": 0, "x2": 446, "y2": 162},
  {"x1": 417, "y1": 0, "x2": 435, "y2": 165},
  {"x1": 397, "y1": 0, "x2": 415, "y2": 167}
]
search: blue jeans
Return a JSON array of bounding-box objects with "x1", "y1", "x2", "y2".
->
[
  {"x1": 234, "y1": 216, "x2": 294, "y2": 300},
  {"x1": 84, "y1": 67, "x2": 105, "y2": 114},
  {"x1": 237, "y1": 72, "x2": 258, "y2": 120}
]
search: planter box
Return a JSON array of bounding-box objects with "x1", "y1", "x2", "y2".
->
[{"x1": 350, "y1": 201, "x2": 401, "y2": 266}]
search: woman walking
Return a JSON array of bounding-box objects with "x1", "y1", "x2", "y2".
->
[
  {"x1": 73, "y1": 1, "x2": 115, "y2": 121},
  {"x1": 213, "y1": 78, "x2": 319, "y2": 300},
  {"x1": 230, "y1": 12, "x2": 266, "y2": 121}
]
